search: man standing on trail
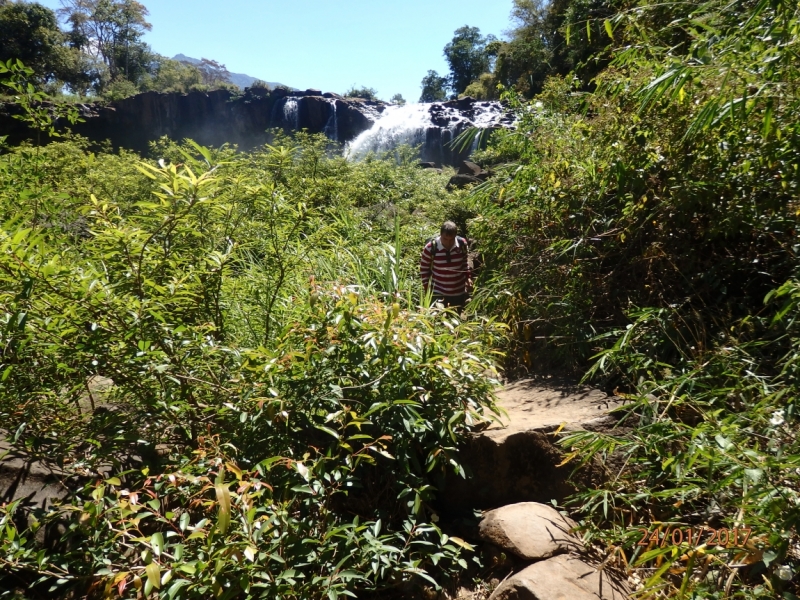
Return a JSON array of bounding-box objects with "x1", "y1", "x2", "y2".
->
[{"x1": 420, "y1": 221, "x2": 472, "y2": 309}]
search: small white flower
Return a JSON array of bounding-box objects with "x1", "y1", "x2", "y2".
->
[{"x1": 771, "y1": 410, "x2": 785, "y2": 426}]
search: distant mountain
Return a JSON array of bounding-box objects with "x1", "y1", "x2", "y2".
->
[{"x1": 173, "y1": 54, "x2": 293, "y2": 90}]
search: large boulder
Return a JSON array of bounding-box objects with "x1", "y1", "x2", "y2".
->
[
  {"x1": 443, "y1": 96, "x2": 477, "y2": 111},
  {"x1": 447, "y1": 173, "x2": 484, "y2": 189},
  {"x1": 458, "y1": 160, "x2": 490, "y2": 180},
  {"x1": 438, "y1": 379, "x2": 627, "y2": 514},
  {"x1": 479, "y1": 502, "x2": 582, "y2": 560},
  {"x1": 335, "y1": 99, "x2": 378, "y2": 142},
  {"x1": 0, "y1": 436, "x2": 71, "y2": 510},
  {"x1": 488, "y1": 554, "x2": 629, "y2": 600}
]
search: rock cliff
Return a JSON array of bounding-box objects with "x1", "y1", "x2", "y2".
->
[
  {"x1": 1, "y1": 89, "x2": 513, "y2": 165},
  {"x1": 0, "y1": 88, "x2": 382, "y2": 154}
]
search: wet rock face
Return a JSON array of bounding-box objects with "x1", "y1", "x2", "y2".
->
[
  {"x1": 0, "y1": 89, "x2": 387, "y2": 154},
  {"x1": 1, "y1": 92, "x2": 513, "y2": 166}
]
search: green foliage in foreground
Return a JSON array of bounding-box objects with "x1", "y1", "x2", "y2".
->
[
  {"x1": 466, "y1": 0, "x2": 800, "y2": 596},
  {"x1": 0, "y1": 128, "x2": 502, "y2": 598}
]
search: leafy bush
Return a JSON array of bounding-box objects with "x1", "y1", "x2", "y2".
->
[
  {"x1": 1, "y1": 281, "x2": 501, "y2": 598},
  {"x1": 344, "y1": 86, "x2": 379, "y2": 101},
  {"x1": 103, "y1": 77, "x2": 140, "y2": 101},
  {"x1": 561, "y1": 286, "x2": 800, "y2": 598},
  {"x1": 0, "y1": 87, "x2": 503, "y2": 597},
  {"x1": 467, "y1": 0, "x2": 800, "y2": 596}
]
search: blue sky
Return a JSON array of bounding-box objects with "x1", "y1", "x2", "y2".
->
[{"x1": 36, "y1": 0, "x2": 516, "y2": 102}]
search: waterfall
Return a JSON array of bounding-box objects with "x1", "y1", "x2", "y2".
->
[
  {"x1": 269, "y1": 96, "x2": 298, "y2": 130},
  {"x1": 283, "y1": 98, "x2": 299, "y2": 130},
  {"x1": 345, "y1": 101, "x2": 507, "y2": 163},
  {"x1": 323, "y1": 98, "x2": 338, "y2": 142},
  {"x1": 346, "y1": 104, "x2": 435, "y2": 160},
  {"x1": 470, "y1": 130, "x2": 481, "y2": 154}
]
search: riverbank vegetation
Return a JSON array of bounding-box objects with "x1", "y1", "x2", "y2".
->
[
  {"x1": 465, "y1": 0, "x2": 800, "y2": 596},
  {"x1": 0, "y1": 0, "x2": 238, "y2": 99},
  {"x1": 0, "y1": 61, "x2": 505, "y2": 597},
  {"x1": 2, "y1": 0, "x2": 799, "y2": 597},
  {"x1": 423, "y1": 0, "x2": 619, "y2": 101}
]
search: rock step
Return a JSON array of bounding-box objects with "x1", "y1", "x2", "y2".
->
[
  {"x1": 479, "y1": 502, "x2": 582, "y2": 561},
  {"x1": 0, "y1": 437, "x2": 71, "y2": 510},
  {"x1": 489, "y1": 554, "x2": 629, "y2": 600},
  {"x1": 440, "y1": 379, "x2": 627, "y2": 514}
]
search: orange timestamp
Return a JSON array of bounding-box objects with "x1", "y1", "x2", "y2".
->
[{"x1": 636, "y1": 526, "x2": 752, "y2": 548}]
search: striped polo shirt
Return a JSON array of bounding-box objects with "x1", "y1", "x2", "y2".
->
[{"x1": 420, "y1": 236, "x2": 471, "y2": 297}]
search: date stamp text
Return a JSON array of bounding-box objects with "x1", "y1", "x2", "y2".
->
[{"x1": 636, "y1": 526, "x2": 751, "y2": 548}]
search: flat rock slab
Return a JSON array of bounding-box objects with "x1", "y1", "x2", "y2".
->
[
  {"x1": 489, "y1": 554, "x2": 629, "y2": 600},
  {"x1": 0, "y1": 436, "x2": 70, "y2": 510},
  {"x1": 479, "y1": 502, "x2": 582, "y2": 560},
  {"x1": 439, "y1": 380, "x2": 626, "y2": 514},
  {"x1": 488, "y1": 379, "x2": 621, "y2": 442}
]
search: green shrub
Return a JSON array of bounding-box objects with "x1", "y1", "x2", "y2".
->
[
  {"x1": 466, "y1": 0, "x2": 800, "y2": 595},
  {"x1": 0, "y1": 121, "x2": 504, "y2": 597},
  {"x1": 103, "y1": 77, "x2": 140, "y2": 101},
  {"x1": 0, "y1": 282, "x2": 502, "y2": 598},
  {"x1": 344, "y1": 86, "x2": 379, "y2": 101}
]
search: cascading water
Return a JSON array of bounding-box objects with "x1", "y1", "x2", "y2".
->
[
  {"x1": 282, "y1": 98, "x2": 299, "y2": 130},
  {"x1": 470, "y1": 130, "x2": 482, "y2": 154},
  {"x1": 345, "y1": 101, "x2": 508, "y2": 164},
  {"x1": 322, "y1": 98, "x2": 338, "y2": 142},
  {"x1": 346, "y1": 104, "x2": 432, "y2": 159},
  {"x1": 269, "y1": 96, "x2": 299, "y2": 130}
]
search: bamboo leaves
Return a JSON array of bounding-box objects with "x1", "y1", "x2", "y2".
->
[
  {"x1": 215, "y1": 472, "x2": 231, "y2": 536},
  {"x1": 604, "y1": 19, "x2": 614, "y2": 40},
  {"x1": 0, "y1": 128, "x2": 504, "y2": 598},
  {"x1": 617, "y1": 0, "x2": 800, "y2": 143}
]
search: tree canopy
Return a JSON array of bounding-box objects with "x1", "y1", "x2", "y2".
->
[
  {"x1": 193, "y1": 57, "x2": 232, "y2": 88},
  {"x1": 0, "y1": 1, "x2": 68, "y2": 83},
  {"x1": 344, "y1": 85, "x2": 379, "y2": 100},
  {"x1": 424, "y1": 0, "x2": 621, "y2": 100},
  {"x1": 419, "y1": 69, "x2": 448, "y2": 102},
  {"x1": 443, "y1": 26, "x2": 496, "y2": 97},
  {"x1": 0, "y1": 0, "x2": 231, "y2": 97},
  {"x1": 58, "y1": 0, "x2": 152, "y2": 82}
]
